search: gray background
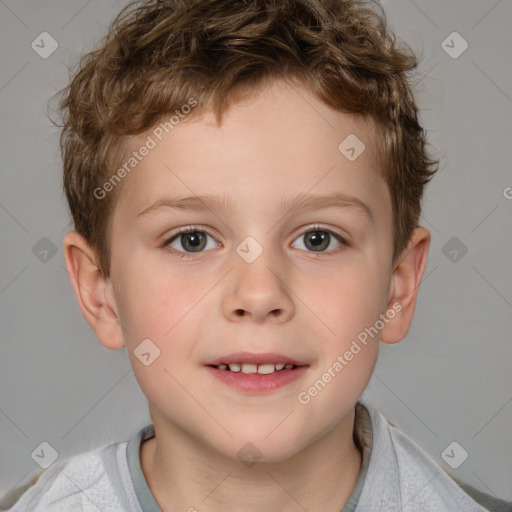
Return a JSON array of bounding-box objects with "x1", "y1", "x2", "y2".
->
[{"x1": 1, "y1": 0, "x2": 511, "y2": 503}]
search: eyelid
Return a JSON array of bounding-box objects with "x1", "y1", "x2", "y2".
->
[
  {"x1": 162, "y1": 225, "x2": 220, "y2": 247},
  {"x1": 293, "y1": 223, "x2": 348, "y2": 243},
  {"x1": 163, "y1": 224, "x2": 347, "y2": 241}
]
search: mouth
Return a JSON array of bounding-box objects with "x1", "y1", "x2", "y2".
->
[
  {"x1": 207, "y1": 362, "x2": 302, "y2": 374},
  {"x1": 204, "y1": 352, "x2": 309, "y2": 393}
]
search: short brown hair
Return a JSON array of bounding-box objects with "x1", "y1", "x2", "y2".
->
[{"x1": 57, "y1": 0, "x2": 438, "y2": 276}]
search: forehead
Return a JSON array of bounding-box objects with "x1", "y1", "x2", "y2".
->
[{"x1": 112, "y1": 80, "x2": 390, "y2": 226}]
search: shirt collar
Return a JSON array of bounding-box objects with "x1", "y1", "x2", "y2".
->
[{"x1": 126, "y1": 401, "x2": 373, "y2": 512}]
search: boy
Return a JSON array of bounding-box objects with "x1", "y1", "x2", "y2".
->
[{"x1": 1, "y1": 0, "x2": 509, "y2": 510}]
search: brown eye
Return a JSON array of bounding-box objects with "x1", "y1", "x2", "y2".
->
[
  {"x1": 179, "y1": 231, "x2": 206, "y2": 252},
  {"x1": 166, "y1": 229, "x2": 219, "y2": 255},
  {"x1": 291, "y1": 227, "x2": 346, "y2": 253},
  {"x1": 303, "y1": 230, "x2": 330, "y2": 251}
]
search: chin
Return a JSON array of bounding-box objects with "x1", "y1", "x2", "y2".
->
[{"x1": 227, "y1": 433, "x2": 307, "y2": 465}]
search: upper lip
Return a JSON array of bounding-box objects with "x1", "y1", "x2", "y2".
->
[{"x1": 205, "y1": 352, "x2": 309, "y2": 366}]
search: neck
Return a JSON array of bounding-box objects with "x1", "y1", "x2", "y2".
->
[{"x1": 140, "y1": 408, "x2": 362, "y2": 512}]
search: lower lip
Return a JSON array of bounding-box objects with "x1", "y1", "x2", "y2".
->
[{"x1": 205, "y1": 365, "x2": 309, "y2": 393}]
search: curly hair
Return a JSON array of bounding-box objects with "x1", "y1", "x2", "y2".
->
[{"x1": 57, "y1": 0, "x2": 438, "y2": 276}]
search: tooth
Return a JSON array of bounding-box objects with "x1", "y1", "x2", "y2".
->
[
  {"x1": 275, "y1": 363, "x2": 285, "y2": 371},
  {"x1": 285, "y1": 364, "x2": 294, "y2": 369},
  {"x1": 241, "y1": 363, "x2": 258, "y2": 374},
  {"x1": 229, "y1": 363, "x2": 241, "y2": 372},
  {"x1": 257, "y1": 363, "x2": 276, "y2": 374},
  {"x1": 218, "y1": 364, "x2": 227, "y2": 370}
]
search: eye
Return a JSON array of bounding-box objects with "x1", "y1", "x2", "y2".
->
[
  {"x1": 291, "y1": 226, "x2": 347, "y2": 253},
  {"x1": 164, "y1": 228, "x2": 220, "y2": 257}
]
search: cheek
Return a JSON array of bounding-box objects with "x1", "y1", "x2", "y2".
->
[
  {"x1": 304, "y1": 257, "x2": 389, "y2": 343},
  {"x1": 117, "y1": 267, "x2": 214, "y2": 383},
  {"x1": 294, "y1": 265, "x2": 383, "y2": 429},
  {"x1": 120, "y1": 270, "x2": 205, "y2": 405},
  {"x1": 116, "y1": 267, "x2": 199, "y2": 342}
]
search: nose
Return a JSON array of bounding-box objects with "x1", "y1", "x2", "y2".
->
[{"x1": 221, "y1": 246, "x2": 295, "y2": 324}]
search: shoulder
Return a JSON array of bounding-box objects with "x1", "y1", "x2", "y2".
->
[
  {"x1": 450, "y1": 477, "x2": 512, "y2": 512},
  {"x1": 0, "y1": 471, "x2": 45, "y2": 511},
  {"x1": 359, "y1": 402, "x2": 511, "y2": 511},
  {"x1": 0, "y1": 439, "x2": 139, "y2": 512}
]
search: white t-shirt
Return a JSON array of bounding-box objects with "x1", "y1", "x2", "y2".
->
[{"x1": 0, "y1": 401, "x2": 505, "y2": 511}]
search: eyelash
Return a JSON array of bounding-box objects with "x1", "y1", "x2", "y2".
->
[{"x1": 162, "y1": 224, "x2": 349, "y2": 260}]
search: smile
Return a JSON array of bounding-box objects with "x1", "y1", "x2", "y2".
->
[
  {"x1": 210, "y1": 362, "x2": 299, "y2": 374},
  {"x1": 205, "y1": 360, "x2": 309, "y2": 393}
]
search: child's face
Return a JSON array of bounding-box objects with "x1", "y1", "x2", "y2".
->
[{"x1": 107, "y1": 80, "x2": 395, "y2": 460}]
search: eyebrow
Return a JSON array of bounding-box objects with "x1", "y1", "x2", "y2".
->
[{"x1": 137, "y1": 191, "x2": 373, "y2": 221}]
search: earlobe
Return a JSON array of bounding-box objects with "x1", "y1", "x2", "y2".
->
[
  {"x1": 380, "y1": 227, "x2": 431, "y2": 345},
  {"x1": 63, "y1": 231, "x2": 125, "y2": 350}
]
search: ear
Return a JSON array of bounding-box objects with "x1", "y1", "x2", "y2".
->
[
  {"x1": 63, "y1": 231, "x2": 125, "y2": 350},
  {"x1": 380, "y1": 227, "x2": 431, "y2": 344}
]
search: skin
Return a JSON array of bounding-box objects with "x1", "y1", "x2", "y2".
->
[{"x1": 64, "y1": 79, "x2": 430, "y2": 512}]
